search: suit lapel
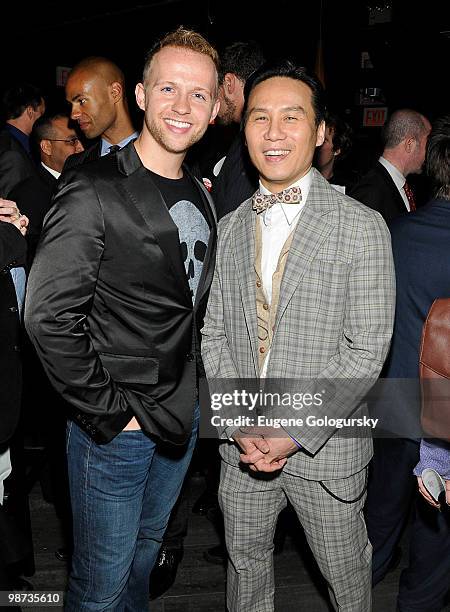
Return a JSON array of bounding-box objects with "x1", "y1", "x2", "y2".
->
[
  {"x1": 189, "y1": 172, "x2": 217, "y2": 309},
  {"x1": 117, "y1": 144, "x2": 192, "y2": 306},
  {"x1": 233, "y1": 200, "x2": 259, "y2": 369},
  {"x1": 39, "y1": 166, "x2": 57, "y2": 190},
  {"x1": 276, "y1": 170, "x2": 335, "y2": 326},
  {"x1": 88, "y1": 141, "x2": 102, "y2": 162},
  {"x1": 376, "y1": 162, "x2": 407, "y2": 216}
]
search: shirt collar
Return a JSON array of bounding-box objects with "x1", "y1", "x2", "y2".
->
[
  {"x1": 379, "y1": 156, "x2": 406, "y2": 190},
  {"x1": 258, "y1": 168, "x2": 312, "y2": 223},
  {"x1": 5, "y1": 123, "x2": 31, "y2": 154},
  {"x1": 101, "y1": 131, "x2": 139, "y2": 156},
  {"x1": 41, "y1": 162, "x2": 60, "y2": 179}
]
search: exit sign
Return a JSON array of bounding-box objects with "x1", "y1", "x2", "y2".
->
[{"x1": 363, "y1": 107, "x2": 388, "y2": 127}]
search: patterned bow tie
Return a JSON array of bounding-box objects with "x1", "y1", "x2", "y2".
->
[{"x1": 251, "y1": 186, "x2": 302, "y2": 214}]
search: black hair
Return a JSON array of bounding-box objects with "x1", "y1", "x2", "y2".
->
[
  {"x1": 242, "y1": 59, "x2": 326, "y2": 129},
  {"x1": 324, "y1": 110, "x2": 353, "y2": 160},
  {"x1": 218, "y1": 41, "x2": 265, "y2": 85},
  {"x1": 2, "y1": 83, "x2": 43, "y2": 120},
  {"x1": 32, "y1": 112, "x2": 69, "y2": 143}
]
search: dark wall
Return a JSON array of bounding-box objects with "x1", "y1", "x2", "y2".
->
[{"x1": 1, "y1": 0, "x2": 448, "y2": 126}]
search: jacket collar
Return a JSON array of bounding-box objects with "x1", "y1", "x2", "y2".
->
[
  {"x1": 116, "y1": 141, "x2": 217, "y2": 309},
  {"x1": 232, "y1": 169, "x2": 336, "y2": 371}
]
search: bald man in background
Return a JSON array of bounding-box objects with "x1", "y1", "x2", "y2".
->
[
  {"x1": 64, "y1": 56, "x2": 138, "y2": 169},
  {"x1": 349, "y1": 108, "x2": 431, "y2": 223}
]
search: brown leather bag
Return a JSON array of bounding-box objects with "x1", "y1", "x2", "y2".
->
[{"x1": 419, "y1": 298, "x2": 450, "y2": 442}]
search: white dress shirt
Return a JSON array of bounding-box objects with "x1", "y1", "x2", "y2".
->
[
  {"x1": 258, "y1": 169, "x2": 312, "y2": 376},
  {"x1": 378, "y1": 156, "x2": 410, "y2": 211},
  {"x1": 259, "y1": 169, "x2": 312, "y2": 304}
]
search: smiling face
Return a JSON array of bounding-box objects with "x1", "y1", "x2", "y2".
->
[
  {"x1": 66, "y1": 70, "x2": 117, "y2": 139},
  {"x1": 245, "y1": 76, "x2": 325, "y2": 192},
  {"x1": 135, "y1": 46, "x2": 219, "y2": 157}
]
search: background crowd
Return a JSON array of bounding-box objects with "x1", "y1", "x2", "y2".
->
[{"x1": 0, "y1": 10, "x2": 449, "y2": 612}]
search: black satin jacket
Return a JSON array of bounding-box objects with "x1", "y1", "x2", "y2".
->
[{"x1": 25, "y1": 141, "x2": 216, "y2": 445}]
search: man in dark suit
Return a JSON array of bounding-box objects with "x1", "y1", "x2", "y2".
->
[
  {"x1": 0, "y1": 202, "x2": 30, "y2": 596},
  {"x1": 187, "y1": 41, "x2": 264, "y2": 215},
  {"x1": 10, "y1": 112, "x2": 84, "y2": 263},
  {"x1": 366, "y1": 114, "x2": 450, "y2": 610},
  {"x1": 209, "y1": 41, "x2": 265, "y2": 219},
  {"x1": 25, "y1": 27, "x2": 220, "y2": 610},
  {"x1": 63, "y1": 56, "x2": 138, "y2": 170},
  {"x1": 10, "y1": 112, "x2": 84, "y2": 564},
  {"x1": 352, "y1": 107, "x2": 431, "y2": 588},
  {"x1": 0, "y1": 83, "x2": 45, "y2": 197},
  {"x1": 349, "y1": 108, "x2": 431, "y2": 223}
]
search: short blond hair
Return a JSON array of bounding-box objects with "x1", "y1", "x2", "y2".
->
[{"x1": 142, "y1": 26, "x2": 219, "y2": 86}]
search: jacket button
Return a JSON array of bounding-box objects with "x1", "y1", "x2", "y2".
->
[
  {"x1": 256, "y1": 280, "x2": 261, "y2": 288},
  {"x1": 259, "y1": 346, "x2": 266, "y2": 354},
  {"x1": 186, "y1": 353, "x2": 194, "y2": 362},
  {"x1": 9, "y1": 306, "x2": 18, "y2": 313},
  {"x1": 13, "y1": 345, "x2": 20, "y2": 352},
  {"x1": 263, "y1": 303, "x2": 269, "y2": 310}
]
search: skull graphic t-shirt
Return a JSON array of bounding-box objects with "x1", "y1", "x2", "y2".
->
[{"x1": 147, "y1": 169, "x2": 211, "y2": 302}]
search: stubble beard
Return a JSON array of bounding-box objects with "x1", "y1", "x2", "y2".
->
[
  {"x1": 216, "y1": 96, "x2": 236, "y2": 126},
  {"x1": 145, "y1": 116, "x2": 206, "y2": 155}
]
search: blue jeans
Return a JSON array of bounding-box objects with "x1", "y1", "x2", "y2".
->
[{"x1": 65, "y1": 410, "x2": 198, "y2": 611}]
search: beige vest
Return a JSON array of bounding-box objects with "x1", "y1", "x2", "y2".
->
[{"x1": 255, "y1": 219, "x2": 295, "y2": 373}]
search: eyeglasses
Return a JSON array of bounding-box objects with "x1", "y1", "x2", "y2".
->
[{"x1": 46, "y1": 137, "x2": 80, "y2": 146}]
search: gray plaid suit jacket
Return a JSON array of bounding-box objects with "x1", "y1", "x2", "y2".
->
[{"x1": 202, "y1": 169, "x2": 396, "y2": 480}]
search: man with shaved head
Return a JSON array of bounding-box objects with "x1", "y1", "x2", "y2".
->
[
  {"x1": 350, "y1": 108, "x2": 431, "y2": 223},
  {"x1": 64, "y1": 56, "x2": 138, "y2": 168}
]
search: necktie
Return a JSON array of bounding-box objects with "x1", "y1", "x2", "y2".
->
[
  {"x1": 403, "y1": 181, "x2": 416, "y2": 211},
  {"x1": 251, "y1": 186, "x2": 302, "y2": 214},
  {"x1": 108, "y1": 144, "x2": 120, "y2": 153}
]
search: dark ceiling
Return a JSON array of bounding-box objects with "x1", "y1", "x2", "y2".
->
[{"x1": 1, "y1": 0, "x2": 449, "y2": 119}]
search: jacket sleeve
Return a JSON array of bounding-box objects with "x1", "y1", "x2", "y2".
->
[
  {"x1": 24, "y1": 172, "x2": 140, "y2": 427},
  {"x1": 283, "y1": 210, "x2": 396, "y2": 454},
  {"x1": 201, "y1": 218, "x2": 240, "y2": 380},
  {"x1": 201, "y1": 219, "x2": 242, "y2": 439},
  {"x1": 0, "y1": 150, "x2": 32, "y2": 198},
  {"x1": 0, "y1": 221, "x2": 27, "y2": 270},
  {"x1": 348, "y1": 171, "x2": 388, "y2": 219}
]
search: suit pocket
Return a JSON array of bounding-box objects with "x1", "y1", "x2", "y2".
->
[
  {"x1": 99, "y1": 352, "x2": 159, "y2": 384},
  {"x1": 307, "y1": 260, "x2": 350, "y2": 307}
]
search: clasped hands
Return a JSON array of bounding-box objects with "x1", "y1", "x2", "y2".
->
[{"x1": 234, "y1": 426, "x2": 298, "y2": 473}]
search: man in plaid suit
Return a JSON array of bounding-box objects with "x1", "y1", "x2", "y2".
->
[{"x1": 201, "y1": 60, "x2": 396, "y2": 611}]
